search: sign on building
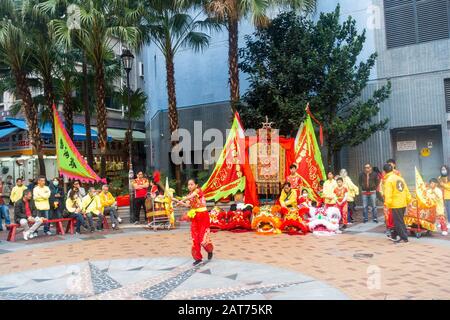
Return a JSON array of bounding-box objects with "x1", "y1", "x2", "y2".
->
[{"x1": 397, "y1": 140, "x2": 417, "y2": 151}]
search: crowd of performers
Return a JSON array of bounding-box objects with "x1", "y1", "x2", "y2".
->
[{"x1": 143, "y1": 160, "x2": 450, "y2": 265}]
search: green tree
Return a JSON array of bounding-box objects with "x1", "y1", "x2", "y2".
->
[
  {"x1": 238, "y1": 8, "x2": 391, "y2": 171},
  {"x1": 200, "y1": 0, "x2": 316, "y2": 113},
  {"x1": 0, "y1": 0, "x2": 46, "y2": 175},
  {"x1": 142, "y1": 0, "x2": 221, "y2": 194},
  {"x1": 114, "y1": 86, "x2": 148, "y2": 167},
  {"x1": 39, "y1": 0, "x2": 145, "y2": 177}
]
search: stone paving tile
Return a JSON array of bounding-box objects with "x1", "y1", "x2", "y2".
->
[{"x1": 1, "y1": 227, "x2": 450, "y2": 299}]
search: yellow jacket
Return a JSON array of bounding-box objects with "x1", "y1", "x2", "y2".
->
[
  {"x1": 383, "y1": 172, "x2": 412, "y2": 209},
  {"x1": 323, "y1": 179, "x2": 338, "y2": 205},
  {"x1": 33, "y1": 185, "x2": 51, "y2": 211},
  {"x1": 439, "y1": 177, "x2": 450, "y2": 200},
  {"x1": 66, "y1": 197, "x2": 83, "y2": 213},
  {"x1": 10, "y1": 185, "x2": 27, "y2": 203},
  {"x1": 99, "y1": 192, "x2": 115, "y2": 212},
  {"x1": 280, "y1": 189, "x2": 298, "y2": 208},
  {"x1": 82, "y1": 194, "x2": 102, "y2": 215},
  {"x1": 343, "y1": 176, "x2": 359, "y2": 202}
]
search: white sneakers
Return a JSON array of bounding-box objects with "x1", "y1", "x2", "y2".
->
[
  {"x1": 45, "y1": 231, "x2": 52, "y2": 236},
  {"x1": 442, "y1": 231, "x2": 448, "y2": 236},
  {"x1": 117, "y1": 217, "x2": 122, "y2": 224},
  {"x1": 23, "y1": 231, "x2": 29, "y2": 241}
]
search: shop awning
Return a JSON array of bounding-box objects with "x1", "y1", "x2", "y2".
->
[
  {"x1": 0, "y1": 127, "x2": 19, "y2": 139},
  {"x1": 5, "y1": 118, "x2": 111, "y2": 142},
  {"x1": 93, "y1": 127, "x2": 146, "y2": 142}
]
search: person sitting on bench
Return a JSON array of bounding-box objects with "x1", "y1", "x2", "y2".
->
[
  {"x1": 14, "y1": 190, "x2": 43, "y2": 241},
  {"x1": 99, "y1": 184, "x2": 119, "y2": 230},
  {"x1": 82, "y1": 187, "x2": 103, "y2": 232},
  {"x1": 65, "y1": 187, "x2": 88, "y2": 234}
]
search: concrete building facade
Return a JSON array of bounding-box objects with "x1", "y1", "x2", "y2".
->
[{"x1": 143, "y1": 0, "x2": 450, "y2": 186}]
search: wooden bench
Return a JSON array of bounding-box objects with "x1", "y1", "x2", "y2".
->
[
  {"x1": 65, "y1": 215, "x2": 110, "y2": 234},
  {"x1": 6, "y1": 218, "x2": 74, "y2": 242}
]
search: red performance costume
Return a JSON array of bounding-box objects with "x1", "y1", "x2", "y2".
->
[
  {"x1": 334, "y1": 186, "x2": 348, "y2": 225},
  {"x1": 286, "y1": 172, "x2": 302, "y2": 190},
  {"x1": 186, "y1": 188, "x2": 214, "y2": 261}
]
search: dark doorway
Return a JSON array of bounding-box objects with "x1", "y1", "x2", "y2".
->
[{"x1": 392, "y1": 125, "x2": 443, "y2": 185}]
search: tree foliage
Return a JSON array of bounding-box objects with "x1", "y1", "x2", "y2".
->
[{"x1": 238, "y1": 7, "x2": 391, "y2": 168}]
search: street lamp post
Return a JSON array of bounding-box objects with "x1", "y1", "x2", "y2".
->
[{"x1": 121, "y1": 49, "x2": 135, "y2": 222}]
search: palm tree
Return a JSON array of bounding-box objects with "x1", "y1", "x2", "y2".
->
[
  {"x1": 115, "y1": 87, "x2": 147, "y2": 168},
  {"x1": 143, "y1": 0, "x2": 221, "y2": 193},
  {"x1": 0, "y1": 0, "x2": 46, "y2": 175},
  {"x1": 200, "y1": 0, "x2": 316, "y2": 112},
  {"x1": 39, "y1": 0, "x2": 145, "y2": 177}
]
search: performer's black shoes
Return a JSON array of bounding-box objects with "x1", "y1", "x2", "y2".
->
[
  {"x1": 208, "y1": 252, "x2": 213, "y2": 260},
  {"x1": 193, "y1": 260, "x2": 202, "y2": 266}
]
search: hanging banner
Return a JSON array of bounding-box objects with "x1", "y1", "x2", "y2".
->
[{"x1": 53, "y1": 104, "x2": 106, "y2": 183}]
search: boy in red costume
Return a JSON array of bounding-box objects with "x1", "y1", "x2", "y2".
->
[
  {"x1": 175, "y1": 179, "x2": 214, "y2": 266},
  {"x1": 286, "y1": 164, "x2": 302, "y2": 196},
  {"x1": 334, "y1": 177, "x2": 348, "y2": 229}
]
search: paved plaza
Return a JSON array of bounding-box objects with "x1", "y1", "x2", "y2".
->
[{"x1": 0, "y1": 211, "x2": 449, "y2": 300}]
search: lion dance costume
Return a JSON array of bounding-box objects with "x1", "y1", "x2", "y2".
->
[{"x1": 186, "y1": 188, "x2": 214, "y2": 261}]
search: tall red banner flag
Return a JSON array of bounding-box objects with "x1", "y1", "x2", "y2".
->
[
  {"x1": 293, "y1": 112, "x2": 326, "y2": 202},
  {"x1": 202, "y1": 113, "x2": 259, "y2": 206}
]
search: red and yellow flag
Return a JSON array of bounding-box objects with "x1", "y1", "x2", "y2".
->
[
  {"x1": 53, "y1": 104, "x2": 105, "y2": 183},
  {"x1": 293, "y1": 109, "x2": 326, "y2": 202},
  {"x1": 202, "y1": 112, "x2": 259, "y2": 206},
  {"x1": 415, "y1": 167, "x2": 435, "y2": 208}
]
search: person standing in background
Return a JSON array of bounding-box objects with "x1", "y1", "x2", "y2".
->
[
  {"x1": 427, "y1": 178, "x2": 447, "y2": 236},
  {"x1": 358, "y1": 164, "x2": 380, "y2": 223},
  {"x1": 33, "y1": 176, "x2": 52, "y2": 235},
  {"x1": 439, "y1": 165, "x2": 450, "y2": 224},
  {"x1": 383, "y1": 163, "x2": 411, "y2": 243},
  {"x1": 132, "y1": 171, "x2": 149, "y2": 224},
  {"x1": 10, "y1": 178, "x2": 27, "y2": 205},
  {"x1": 49, "y1": 177, "x2": 64, "y2": 219},
  {"x1": 0, "y1": 180, "x2": 10, "y2": 231},
  {"x1": 323, "y1": 172, "x2": 338, "y2": 207},
  {"x1": 339, "y1": 169, "x2": 359, "y2": 224}
]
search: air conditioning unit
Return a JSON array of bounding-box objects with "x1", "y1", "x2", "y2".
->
[{"x1": 138, "y1": 62, "x2": 144, "y2": 78}]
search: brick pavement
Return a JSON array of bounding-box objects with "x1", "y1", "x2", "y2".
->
[{"x1": 0, "y1": 227, "x2": 449, "y2": 300}]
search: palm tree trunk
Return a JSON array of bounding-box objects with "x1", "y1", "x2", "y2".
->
[
  {"x1": 14, "y1": 71, "x2": 46, "y2": 175},
  {"x1": 43, "y1": 76, "x2": 56, "y2": 141},
  {"x1": 165, "y1": 49, "x2": 182, "y2": 195},
  {"x1": 228, "y1": 14, "x2": 240, "y2": 113},
  {"x1": 63, "y1": 90, "x2": 74, "y2": 137},
  {"x1": 94, "y1": 62, "x2": 108, "y2": 178},
  {"x1": 82, "y1": 56, "x2": 94, "y2": 168}
]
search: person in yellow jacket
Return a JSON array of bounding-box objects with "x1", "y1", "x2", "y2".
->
[
  {"x1": 99, "y1": 184, "x2": 120, "y2": 230},
  {"x1": 340, "y1": 169, "x2": 359, "y2": 223},
  {"x1": 33, "y1": 176, "x2": 52, "y2": 235},
  {"x1": 439, "y1": 165, "x2": 450, "y2": 222},
  {"x1": 10, "y1": 178, "x2": 28, "y2": 204},
  {"x1": 323, "y1": 172, "x2": 338, "y2": 206},
  {"x1": 279, "y1": 182, "x2": 298, "y2": 215},
  {"x1": 383, "y1": 163, "x2": 412, "y2": 243},
  {"x1": 82, "y1": 187, "x2": 104, "y2": 232}
]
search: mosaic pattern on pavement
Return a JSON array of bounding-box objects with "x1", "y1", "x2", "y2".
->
[{"x1": 0, "y1": 257, "x2": 348, "y2": 300}]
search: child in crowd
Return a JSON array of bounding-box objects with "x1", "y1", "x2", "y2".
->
[{"x1": 334, "y1": 177, "x2": 348, "y2": 229}]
